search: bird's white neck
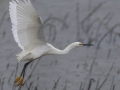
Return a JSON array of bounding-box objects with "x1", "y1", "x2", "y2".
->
[{"x1": 47, "y1": 43, "x2": 78, "y2": 55}]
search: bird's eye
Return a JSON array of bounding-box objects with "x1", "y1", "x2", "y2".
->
[{"x1": 79, "y1": 43, "x2": 83, "y2": 46}]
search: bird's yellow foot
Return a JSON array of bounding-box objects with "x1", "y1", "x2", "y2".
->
[{"x1": 15, "y1": 76, "x2": 24, "y2": 86}]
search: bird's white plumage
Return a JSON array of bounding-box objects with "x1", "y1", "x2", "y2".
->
[
  {"x1": 9, "y1": 0, "x2": 46, "y2": 51},
  {"x1": 9, "y1": 0, "x2": 89, "y2": 63},
  {"x1": 9, "y1": 0, "x2": 92, "y2": 86}
]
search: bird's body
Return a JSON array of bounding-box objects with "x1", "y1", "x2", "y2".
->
[
  {"x1": 17, "y1": 42, "x2": 81, "y2": 62},
  {"x1": 17, "y1": 44, "x2": 49, "y2": 61},
  {"x1": 9, "y1": 0, "x2": 93, "y2": 86}
]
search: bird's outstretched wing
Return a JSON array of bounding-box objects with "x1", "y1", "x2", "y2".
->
[{"x1": 9, "y1": 0, "x2": 46, "y2": 51}]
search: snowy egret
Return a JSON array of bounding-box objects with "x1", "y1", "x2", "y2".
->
[{"x1": 9, "y1": 0, "x2": 93, "y2": 86}]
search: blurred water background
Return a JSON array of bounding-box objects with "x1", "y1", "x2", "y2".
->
[{"x1": 0, "y1": 0, "x2": 120, "y2": 90}]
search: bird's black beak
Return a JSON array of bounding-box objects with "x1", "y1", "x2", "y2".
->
[{"x1": 79, "y1": 44, "x2": 93, "y2": 46}]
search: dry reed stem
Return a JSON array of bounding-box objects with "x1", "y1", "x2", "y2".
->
[
  {"x1": 110, "y1": 76, "x2": 115, "y2": 90},
  {"x1": 52, "y1": 77, "x2": 61, "y2": 90},
  {"x1": 97, "y1": 62, "x2": 114, "y2": 90},
  {"x1": 95, "y1": 78, "x2": 100, "y2": 90}
]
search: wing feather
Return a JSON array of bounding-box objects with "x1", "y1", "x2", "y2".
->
[{"x1": 9, "y1": 0, "x2": 46, "y2": 51}]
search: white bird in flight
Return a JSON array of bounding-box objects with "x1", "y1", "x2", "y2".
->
[{"x1": 9, "y1": 0, "x2": 93, "y2": 86}]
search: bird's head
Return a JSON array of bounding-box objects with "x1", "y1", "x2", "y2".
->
[
  {"x1": 79, "y1": 42, "x2": 93, "y2": 46},
  {"x1": 73, "y1": 42, "x2": 93, "y2": 47}
]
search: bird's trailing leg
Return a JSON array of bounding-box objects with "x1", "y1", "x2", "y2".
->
[{"x1": 15, "y1": 61, "x2": 32, "y2": 86}]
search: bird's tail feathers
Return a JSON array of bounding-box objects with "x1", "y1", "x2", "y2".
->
[{"x1": 16, "y1": 52, "x2": 32, "y2": 62}]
